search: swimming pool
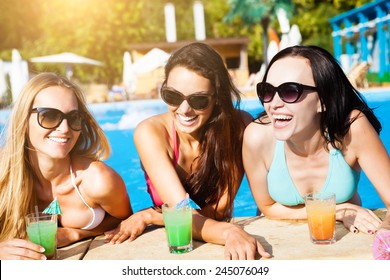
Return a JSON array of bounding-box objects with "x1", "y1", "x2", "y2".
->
[{"x1": 0, "y1": 88, "x2": 389, "y2": 216}]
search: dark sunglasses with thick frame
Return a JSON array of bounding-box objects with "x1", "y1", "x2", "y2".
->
[
  {"x1": 256, "y1": 82, "x2": 317, "y2": 104},
  {"x1": 160, "y1": 86, "x2": 214, "y2": 111},
  {"x1": 30, "y1": 107, "x2": 83, "y2": 131}
]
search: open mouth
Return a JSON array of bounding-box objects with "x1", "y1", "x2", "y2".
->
[
  {"x1": 273, "y1": 114, "x2": 292, "y2": 125},
  {"x1": 177, "y1": 114, "x2": 199, "y2": 123}
]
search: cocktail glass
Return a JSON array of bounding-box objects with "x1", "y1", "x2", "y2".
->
[
  {"x1": 25, "y1": 212, "x2": 58, "y2": 259},
  {"x1": 162, "y1": 203, "x2": 193, "y2": 254},
  {"x1": 304, "y1": 192, "x2": 336, "y2": 245}
]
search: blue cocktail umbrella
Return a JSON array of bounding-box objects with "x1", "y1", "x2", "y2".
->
[{"x1": 43, "y1": 197, "x2": 62, "y2": 215}]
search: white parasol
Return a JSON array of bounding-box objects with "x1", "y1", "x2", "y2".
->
[{"x1": 30, "y1": 52, "x2": 103, "y2": 79}]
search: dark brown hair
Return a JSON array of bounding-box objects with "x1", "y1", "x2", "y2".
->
[{"x1": 164, "y1": 42, "x2": 246, "y2": 219}]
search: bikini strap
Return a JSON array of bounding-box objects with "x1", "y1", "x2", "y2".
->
[{"x1": 69, "y1": 165, "x2": 93, "y2": 209}]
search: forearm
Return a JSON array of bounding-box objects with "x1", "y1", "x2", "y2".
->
[
  {"x1": 260, "y1": 202, "x2": 307, "y2": 220},
  {"x1": 192, "y1": 212, "x2": 238, "y2": 245},
  {"x1": 137, "y1": 207, "x2": 164, "y2": 226},
  {"x1": 57, "y1": 215, "x2": 121, "y2": 247}
]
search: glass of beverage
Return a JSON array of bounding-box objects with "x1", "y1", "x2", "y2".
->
[
  {"x1": 25, "y1": 212, "x2": 58, "y2": 259},
  {"x1": 162, "y1": 203, "x2": 193, "y2": 254},
  {"x1": 304, "y1": 192, "x2": 336, "y2": 245}
]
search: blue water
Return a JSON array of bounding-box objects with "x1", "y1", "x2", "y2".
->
[{"x1": 0, "y1": 88, "x2": 389, "y2": 216}]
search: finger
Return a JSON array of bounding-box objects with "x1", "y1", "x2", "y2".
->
[
  {"x1": 115, "y1": 233, "x2": 130, "y2": 244},
  {"x1": 257, "y1": 241, "x2": 271, "y2": 259},
  {"x1": 224, "y1": 249, "x2": 232, "y2": 260},
  {"x1": 109, "y1": 234, "x2": 121, "y2": 244},
  {"x1": 350, "y1": 225, "x2": 359, "y2": 233},
  {"x1": 13, "y1": 246, "x2": 46, "y2": 260},
  {"x1": 128, "y1": 231, "x2": 140, "y2": 242}
]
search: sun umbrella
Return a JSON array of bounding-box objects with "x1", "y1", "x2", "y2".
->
[
  {"x1": 43, "y1": 197, "x2": 62, "y2": 215},
  {"x1": 30, "y1": 52, "x2": 103, "y2": 79}
]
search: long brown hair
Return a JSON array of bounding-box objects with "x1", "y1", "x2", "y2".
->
[{"x1": 164, "y1": 43, "x2": 246, "y2": 219}]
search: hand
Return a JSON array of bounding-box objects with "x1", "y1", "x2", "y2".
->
[
  {"x1": 339, "y1": 206, "x2": 382, "y2": 234},
  {"x1": 104, "y1": 211, "x2": 149, "y2": 244},
  {"x1": 223, "y1": 224, "x2": 271, "y2": 260},
  {"x1": 0, "y1": 239, "x2": 46, "y2": 260}
]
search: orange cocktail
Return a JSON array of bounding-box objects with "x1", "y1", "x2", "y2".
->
[{"x1": 304, "y1": 192, "x2": 336, "y2": 244}]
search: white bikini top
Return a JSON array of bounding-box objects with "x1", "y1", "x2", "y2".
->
[{"x1": 70, "y1": 165, "x2": 105, "y2": 230}]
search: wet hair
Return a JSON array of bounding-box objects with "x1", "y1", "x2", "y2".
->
[
  {"x1": 258, "y1": 45, "x2": 381, "y2": 149},
  {"x1": 164, "y1": 42, "x2": 246, "y2": 218}
]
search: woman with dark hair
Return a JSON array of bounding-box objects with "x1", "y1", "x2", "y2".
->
[
  {"x1": 106, "y1": 42, "x2": 270, "y2": 260},
  {"x1": 243, "y1": 45, "x2": 390, "y2": 235}
]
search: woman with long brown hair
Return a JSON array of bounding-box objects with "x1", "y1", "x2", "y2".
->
[{"x1": 106, "y1": 42, "x2": 270, "y2": 260}]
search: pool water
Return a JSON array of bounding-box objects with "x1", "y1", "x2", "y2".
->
[
  {"x1": 95, "y1": 89, "x2": 389, "y2": 216},
  {"x1": 0, "y1": 89, "x2": 389, "y2": 216}
]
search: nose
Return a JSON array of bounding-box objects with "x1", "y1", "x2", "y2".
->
[
  {"x1": 177, "y1": 100, "x2": 192, "y2": 112},
  {"x1": 56, "y1": 118, "x2": 70, "y2": 131},
  {"x1": 270, "y1": 91, "x2": 284, "y2": 107}
]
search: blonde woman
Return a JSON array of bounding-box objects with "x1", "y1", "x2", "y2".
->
[{"x1": 0, "y1": 73, "x2": 132, "y2": 260}]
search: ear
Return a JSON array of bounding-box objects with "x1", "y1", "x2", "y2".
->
[{"x1": 317, "y1": 99, "x2": 325, "y2": 113}]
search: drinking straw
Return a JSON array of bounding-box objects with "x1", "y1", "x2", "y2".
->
[{"x1": 34, "y1": 205, "x2": 41, "y2": 245}]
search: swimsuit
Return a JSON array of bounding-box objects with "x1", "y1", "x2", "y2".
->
[
  {"x1": 145, "y1": 123, "x2": 179, "y2": 206},
  {"x1": 267, "y1": 140, "x2": 360, "y2": 206},
  {"x1": 70, "y1": 165, "x2": 106, "y2": 230}
]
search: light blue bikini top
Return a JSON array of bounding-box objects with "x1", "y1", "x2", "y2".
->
[{"x1": 268, "y1": 141, "x2": 360, "y2": 206}]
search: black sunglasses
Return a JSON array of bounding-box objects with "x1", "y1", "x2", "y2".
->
[
  {"x1": 160, "y1": 87, "x2": 213, "y2": 110},
  {"x1": 31, "y1": 107, "x2": 83, "y2": 131},
  {"x1": 256, "y1": 82, "x2": 317, "y2": 104}
]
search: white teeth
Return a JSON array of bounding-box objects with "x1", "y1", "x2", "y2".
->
[
  {"x1": 273, "y1": 114, "x2": 292, "y2": 120},
  {"x1": 49, "y1": 137, "x2": 68, "y2": 143},
  {"x1": 178, "y1": 114, "x2": 198, "y2": 122}
]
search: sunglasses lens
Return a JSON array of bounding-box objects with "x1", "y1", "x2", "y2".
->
[
  {"x1": 279, "y1": 84, "x2": 300, "y2": 103},
  {"x1": 37, "y1": 108, "x2": 82, "y2": 131},
  {"x1": 257, "y1": 83, "x2": 274, "y2": 102},
  {"x1": 39, "y1": 109, "x2": 63, "y2": 129},
  {"x1": 67, "y1": 111, "x2": 83, "y2": 131},
  {"x1": 161, "y1": 89, "x2": 183, "y2": 106},
  {"x1": 188, "y1": 95, "x2": 210, "y2": 110}
]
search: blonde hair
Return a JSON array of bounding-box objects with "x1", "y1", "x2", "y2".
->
[{"x1": 0, "y1": 72, "x2": 110, "y2": 241}]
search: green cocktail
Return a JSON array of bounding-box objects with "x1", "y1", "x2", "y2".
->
[
  {"x1": 162, "y1": 204, "x2": 192, "y2": 254},
  {"x1": 26, "y1": 213, "x2": 58, "y2": 259}
]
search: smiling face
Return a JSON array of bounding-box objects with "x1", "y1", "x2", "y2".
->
[
  {"x1": 165, "y1": 66, "x2": 215, "y2": 135},
  {"x1": 264, "y1": 56, "x2": 322, "y2": 141},
  {"x1": 28, "y1": 86, "x2": 81, "y2": 160}
]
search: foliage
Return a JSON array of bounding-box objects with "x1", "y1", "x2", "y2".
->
[{"x1": 0, "y1": 0, "x2": 377, "y2": 84}]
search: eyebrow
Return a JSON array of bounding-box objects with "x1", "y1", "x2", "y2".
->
[{"x1": 164, "y1": 86, "x2": 212, "y2": 95}]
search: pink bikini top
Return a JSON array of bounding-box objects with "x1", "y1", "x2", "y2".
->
[{"x1": 144, "y1": 123, "x2": 179, "y2": 206}]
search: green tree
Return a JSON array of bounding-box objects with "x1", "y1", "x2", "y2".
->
[{"x1": 224, "y1": 0, "x2": 294, "y2": 67}]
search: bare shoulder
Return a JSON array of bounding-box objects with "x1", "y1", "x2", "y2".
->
[
  {"x1": 75, "y1": 157, "x2": 125, "y2": 198},
  {"x1": 243, "y1": 117, "x2": 274, "y2": 150},
  {"x1": 134, "y1": 113, "x2": 170, "y2": 142},
  {"x1": 349, "y1": 109, "x2": 378, "y2": 137}
]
